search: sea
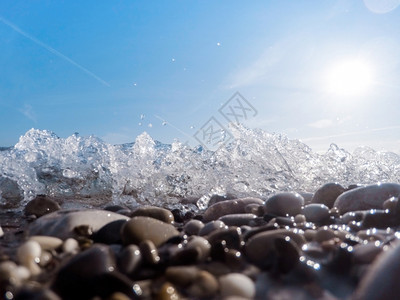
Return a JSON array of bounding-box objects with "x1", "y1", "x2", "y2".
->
[{"x1": 1, "y1": 125, "x2": 400, "y2": 211}]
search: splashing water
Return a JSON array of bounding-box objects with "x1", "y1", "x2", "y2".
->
[{"x1": 1, "y1": 126, "x2": 400, "y2": 210}]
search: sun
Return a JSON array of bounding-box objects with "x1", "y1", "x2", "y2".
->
[{"x1": 326, "y1": 59, "x2": 373, "y2": 97}]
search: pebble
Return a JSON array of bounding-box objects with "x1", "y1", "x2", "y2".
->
[
  {"x1": 302, "y1": 204, "x2": 330, "y2": 224},
  {"x1": 139, "y1": 240, "x2": 160, "y2": 264},
  {"x1": 245, "y1": 229, "x2": 304, "y2": 269},
  {"x1": 186, "y1": 270, "x2": 219, "y2": 298},
  {"x1": 92, "y1": 219, "x2": 127, "y2": 244},
  {"x1": 29, "y1": 235, "x2": 63, "y2": 251},
  {"x1": 62, "y1": 238, "x2": 79, "y2": 254},
  {"x1": 0, "y1": 226, "x2": 4, "y2": 238},
  {"x1": 311, "y1": 182, "x2": 345, "y2": 208},
  {"x1": 0, "y1": 261, "x2": 30, "y2": 286},
  {"x1": 24, "y1": 195, "x2": 61, "y2": 217},
  {"x1": 354, "y1": 241, "x2": 400, "y2": 300},
  {"x1": 334, "y1": 183, "x2": 400, "y2": 214},
  {"x1": 28, "y1": 209, "x2": 129, "y2": 240},
  {"x1": 165, "y1": 265, "x2": 199, "y2": 287},
  {"x1": 183, "y1": 219, "x2": 204, "y2": 236},
  {"x1": 17, "y1": 240, "x2": 42, "y2": 276},
  {"x1": 219, "y1": 213, "x2": 257, "y2": 226},
  {"x1": 130, "y1": 206, "x2": 174, "y2": 224},
  {"x1": 118, "y1": 245, "x2": 142, "y2": 275},
  {"x1": 157, "y1": 282, "x2": 181, "y2": 300},
  {"x1": 198, "y1": 220, "x2": 227, "y2": 236},
  {"x1": 353, "y1": 242, "x2": 383, "y2": 264},
  {"x1": 203, "y1": 197, "x2": 264, "y2": 222},
  {"x1": 121, "y1": 216, "x2": 179, "y2": 247},
  {"x1": 219, "y1": 273, "x2": 256, "y2": 299},
  {"x1": 314, "y1": 227, "x2": 336, "y2": 243},
  {"x1": 264, "y1": 192, "x2": 304, "y2": 216}
]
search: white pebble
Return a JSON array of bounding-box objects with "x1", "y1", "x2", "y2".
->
[
  {"x1": 17, "y1": 240, "x2": 42, "y2": 276},
  {"x1": 0, "y1": 226, "x2": 3, "y2": 238},
  {"x1": 63, "y1": 238, "x2": 79, "y2": 254},
  {"x1": 219, "y1": 273, "x2": 256, "y2": 298},
  {"x1": 29, "y1": 235, "x2": 63, "y2": 250}
]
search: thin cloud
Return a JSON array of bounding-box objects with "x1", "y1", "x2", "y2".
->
[
  {"x1": 0, "y1": 16, "x2": 110, "y2": 87},
  {"x1": 20, "y1": 104, "x2": 37, "y2": 123},
  {"x1": 308, "y1": 119, "x2": 334, "y2": 129}
]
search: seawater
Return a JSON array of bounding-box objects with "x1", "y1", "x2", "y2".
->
[{"x1": 1, "y1": 125, "x2": 400, "y2": 210}]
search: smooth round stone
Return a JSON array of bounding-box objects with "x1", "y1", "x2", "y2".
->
[
  {"x1": 203, "y1": 198, "x2": 264, "y2": 222},
  {"x1": 183, "y1": 219, "x2": 204, "y2": 236},
  {"x1": 24, "y1": 195, "x2": 61, "y2": 217},
  {"x1": 186, "y1": 270, "x2": 219, "y2": 298},
  {"x1": 0, "y1": 261, "x2": 29, "y2": 286},
  {"x1": 302, "y1": 204, "x2": 330, "y2": 224},
  {"x1": 139, "y1": 240, "x2": 160, "y2": 264},
  {"x1": 314, "y1": 227, "x2": 336, "y2": 243},
  {"x1": 121, "y1": 216, "x2": 179, "y2": 247},
  {"x1": 354, "y1": 241, "x2": 400, "y2": 300},
  {"x1": 92, "y1": 219, "x2": 127, "y2": 244},
  {"x1": 264, "y1": 192, "x2": 304, "y2": 217},
  {"x1": 334, "y1": 183, "x2": 400, "y2": 214},
  {"x1": 29, "y1": 236, "x2": 63, "y2": 251},
  {"x1": 353, "y1": 242, "x2": 383, "y2": 264},
  {"x1": 219, "y1": 273, "x2": 256, "y2": 299},
  {"x1": 157, "y1": 282, "x2": 181, "y2": 300},
  {"x1": 245, "y1": 229, "x2": 304, "y2": 269},
  {"x1": 199, "y1": 220, "x2": 227, "y2": 236},
  {"x1": 219, "y1": 213, "x2": 257, "y2": 226},
  {"x1": 17, "y1": 240, "x2": 42, "y2": 276},
  {"x1": 165, "y1": 266, "x2": 199, "y2": 287},
  {"x1": 118, "y1": 245, "x2": 142, "y2": 275},
  {"x1": 28, "y1": 210, "x2": 129, "y2": 240},
  {"x1": 311, "y1": 182, "x2": 345, "y2": 208},
  {"x1": 185, "y1": 236, "x2": 211, "y2": 262},
  {"x1": 294, "y1": 214, "x2": 306, "y2": 224},
  {"x1": 130, "y1": 206, "x2": 174, "y2": 224},
  {"x1": 0, "y1": 226, "x2": 3, "y2": 238},
  {"x1": 62, "y1": 238, "x2": 79, "y2": 254},
  {"x1": 244, "y1": 203, "x2": 264, "y2": 216}
]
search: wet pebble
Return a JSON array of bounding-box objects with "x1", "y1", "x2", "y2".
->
[
  {"x1": 62, "y1": 238, "x2": 79, "y2": 254},
  {"x1": 218, "y1": 213, "x2": 257, "y2": 226},
  {"x1": 183, "y1": 219, "x2": 204, "y2": 236},
  {"x1": 139, "y1": 240, "x2": 160, "y2": 264},
  {"x1": 17, "y1": 240, "x2": 42, "y2": 276},
  {"x1": 203, "y1": 197, "x2": 264, "y2": 222},
  {"x1": 219, "y1": 273, "x2": 256, "y2": 299},
  {"x1": 354, "y1": 241, "x2": 400, "y2": 300},
  {"x1": 157, "y1": 282, "x2": 181, "y2": 300},
  {"x1": 264, "y1": 192, "x2": 304, "y2": 216},
  {"x1": 165, "y1": 265, "x2": 199, "y2": 287},
  {"x1": 311, "y1": 182, "x2": 345, "y2": 208},
  {"x1": 121, "y1": 216, "x2": 179, "y2": 247},
  {"x1": 198, "y1": 220, "x2": 227, "y2": 236},
  {"x1": 334, "y1": 183, "x2": 400, "y2": 214},
  {"x1": 24, "y1": 195, "x2": 61, "y2": 217},
  {"x1": 314, "y1": 227, "x2": 336, "y2": 243},
  {"x1": 118, "y1": 245, "x2": 142, "y2": 275},
  {"x1": 29, "y1": 236, "x2": 63, "y2": 251},
  {"x1": 92, "y1": 219, "x2": 127, "y2": 244},
  {"x1": 302, "y1": 204, "x2": 330, "y2": 224},
  {"x1": 186, "y1": 270, "x2": 219, "y2": 298},
  {"x1": 353, "y1": 242, "x2": 383, "y2": 264},
  {"x1": 0, "y1": 226, "x2": 3, "y2": 238},
  {"x1": 130, "y1": 206, "x2": 174, "y2": 224},
  {"x1": 28, "y1": 210, "x2": 129, "y2": 240}
]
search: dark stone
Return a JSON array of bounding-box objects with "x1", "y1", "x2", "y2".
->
[
  {"x1": 311, "y1": 182, "x2": 345, "y2": 208},
  {"x1": 130, "y1": 206, "x2": 174, "y2": 224},
  {"x1": 264, "y1": 192, "x2": 304, "y2": 217},
  {"x1": 203, "y1": 198, "x2": 264, "y2": 222},
  {"x1": 92, "y1": 219, "x2": 127, "y2": 245}
]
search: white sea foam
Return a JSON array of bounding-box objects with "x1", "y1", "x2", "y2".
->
[{"x1": 1, "y1": 125, "x2": 399, "y2": 209}]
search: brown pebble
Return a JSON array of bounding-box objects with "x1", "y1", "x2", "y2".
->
[
  {"x1": 187, "y1": 270, "x2": 219, "y2": 298},
  {"x1": 24, "y1": 195, "x2": 61, "y2": 217},
  {"x1": 130, "y1": 206, "x2": 174, "y2": 224},
  {"x1": 203, "y1": 198, "x2": 264, "y2": 222},
  {"x1": 157, "y1": 282, "x2": 181, "y2": 300}
]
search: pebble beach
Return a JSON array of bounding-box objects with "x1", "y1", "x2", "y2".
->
[{"x1": 2, "y1": 182, "x2": 400, "y2": 299}]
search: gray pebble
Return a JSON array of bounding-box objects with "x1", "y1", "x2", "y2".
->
[{"x1": 264, "y1": 192, "x2": 304, "y2": 216}]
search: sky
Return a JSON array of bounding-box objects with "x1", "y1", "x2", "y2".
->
[{"x1": 0, "y1": 0, "x2": 400, "y2": 153}]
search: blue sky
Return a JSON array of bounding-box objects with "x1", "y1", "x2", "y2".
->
[{"x1": 0, "y1": 1, "x2": 399, "y2": 153}]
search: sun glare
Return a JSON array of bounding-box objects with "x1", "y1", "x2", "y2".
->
[{"x1": 326, "y1": 59, "x2": 373, "y2": 97}]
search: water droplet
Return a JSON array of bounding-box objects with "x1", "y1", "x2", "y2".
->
[
  {"x1": 171, "y1": 58, "x2": 176, "y2": 62},
  {"x1": 217, "y1": 42, "x2": 221, "y2": 46},
  {"x1": 138, "y1": 122, "x2": 142, "y2": 126},
  {"x1": 148, "y1": 123, "x2": 153, "y2": 128},
  {"x1": 190, "y1": 125, "x2": 195, "y2": 129},
  {"x1": 162, "y1": 121, "x2": 167, "y2": 126},
  {"x1": 133, "y1": 82, "x2": 137, "y2": 86},
  {"x1": 140, "y1": 114, "x2": 145, "y2": 120}
]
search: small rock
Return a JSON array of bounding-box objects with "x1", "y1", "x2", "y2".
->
[
  {"x1": 203, "y1": 198, "x2": 264, "y2": 222},
  {"x1": 0, "y1": 226, "x2": 4, "y2": 238},
  {"x1": 183, "y1": 219, "x2": 204, "y2": 236},
  {"x1": 354, "y1": 241, "x2": 400, "y2": 300},
  {"x1": 314, "y1": 227, "x2": 336, "y2": 243},
  {"x1": 353, "y1": 242, "x2": 383, "y2": 264},
  {"x1": 28, "y1": 210, "x2": 129, "y2": 240},
  {"x1": 121, "y1": 216, "x2": 179, "y2": 247},
  {"x1": 311, "y1": 182, "x2": 345, "y2": 208},
  {"x1": 130, "y1": 206, "x2": 174, "y2": 224},
  {"x1": 264, "y1": 192, "x2": 304, "y2": 217},
  {"x1": 17, "y1": 240, "x2": 42, "y2": 276},
  {"x1": 24, "y1": 195, "x2": 61, "y2": 217},
  {"x1": 219, "y1": 213, "x2": 257, "y2": 226},
  {"x1": 199, "y1": 220, "x2": 227, "y2": 236},
  {"x1": 118, "y1": 245, "x2": 142, "y2": 275},
  {"x1": 219, "y1": 273, "x2": 256, "y2": 299},
  {"x1": 29, "y1": 236, "x2": 63, "y2": 251},
  {"x1": 186, "y1": 270, "x2": 219, "y2": 298},
  {"x1": 165, "y1": 266, "x2": 199, "y2": 287},
  {"x1": 92, "y1": 219, "x2": 127, "y2": 244},
  {"x1": 157, "y1": 282, "x2": 181, "y2": 300},
  {"x1": 302, "y1": 204, "x2": 330, "y2": 224},
  {"x1": 139, "y1": 240, "x2": 160, "y2": 264},
  {"x1": 62, "y1": 238, "x2": 79, "y2": 254},
  {"x1": 334, "y1": 183, "x2": 400, "y2": 214}
]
